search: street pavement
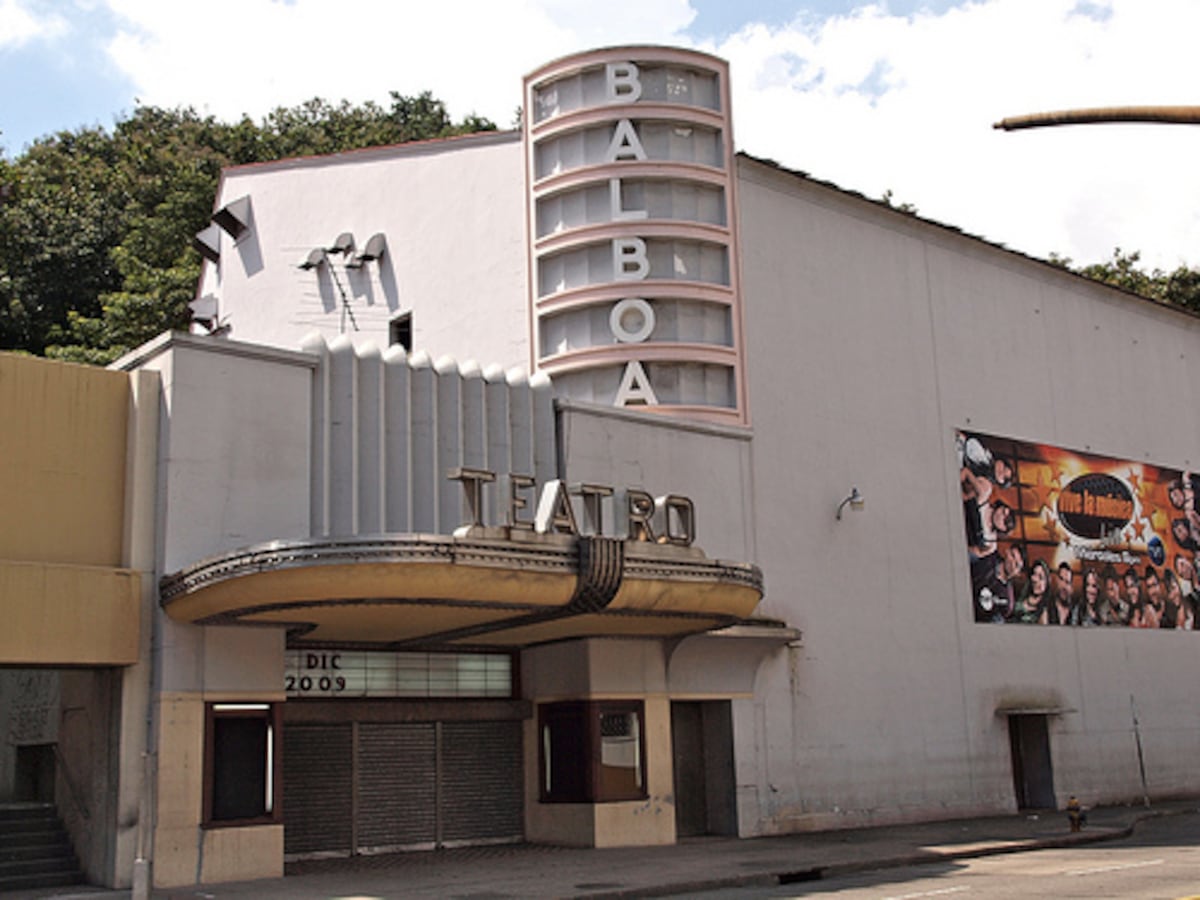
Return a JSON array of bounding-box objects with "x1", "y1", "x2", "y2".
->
[{"x1": 8, "y1": 799, "x2": 1199, "y2": 900}]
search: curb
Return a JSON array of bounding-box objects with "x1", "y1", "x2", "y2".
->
[{"x1": 577, "y1": 805, "x2": 1200, "y2": 900}]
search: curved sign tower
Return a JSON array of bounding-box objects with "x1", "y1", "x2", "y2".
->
[{"x1": 524, "y1": 47, "x2": 749, "y2": 425}]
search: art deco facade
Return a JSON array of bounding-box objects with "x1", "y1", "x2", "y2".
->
[{"x1": 2, "y1": 46, "x2": 1198, "y2": 891}]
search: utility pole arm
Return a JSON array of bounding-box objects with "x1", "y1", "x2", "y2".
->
[{"x1": 994, "y1": 105, "x2": 1200, "y2": 131}]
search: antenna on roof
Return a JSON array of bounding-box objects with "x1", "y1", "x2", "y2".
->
[{"x1": 328, "y1": 263, "x2": 359, "y2": 334}]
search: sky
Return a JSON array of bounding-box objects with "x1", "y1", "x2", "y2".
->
[{"x1": 2, "y1": 0, "x2": 1199, "y2": 271}]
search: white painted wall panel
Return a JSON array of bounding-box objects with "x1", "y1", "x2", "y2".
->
[
  {"x1": 736, "y1": 155, "x2": 1200, "y2": 832},
  {"x1": 201, "y1": 135, "x2": 529, "y2": 368}
]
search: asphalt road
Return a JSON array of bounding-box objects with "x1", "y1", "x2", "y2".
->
[{"x1": 690, "y1": 813, "x2": 1200, "y2": 900}]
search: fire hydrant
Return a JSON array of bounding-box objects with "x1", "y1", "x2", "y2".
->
[{"x1": 1066, "y1": 795, "x2": 1084, "y2": 832}]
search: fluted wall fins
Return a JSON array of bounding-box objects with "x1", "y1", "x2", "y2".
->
[
  {"x1": 507, "y1": 367, "x2": 533, "y2": 489},
  {"x1": 461, "y1": 361, "x2": 485, "y2": 469},
  {"x1": 301, "y1": 331, "x2": 331, "y2": 537},
  {"x1": 531, "y1": 371, "x2": 556, "y2": 488},
  {"x1": 382, "y1": 345, "x2": 411, "y2": 533},
  {"x1": 524, "y1": 46, "x2": 750, "y2": 426},
  {"x1": 328, "y1": 335, "x2": 358, "y2": 536},
  {"x1": 409, "y1": 350, "x2": 437, "y2": 533},
  {"x1": 434, "y1": 355, "x2": 462, "y2": 533},
  {"x1": 484, "y1": 365, "x2": 511, "y2": 527},
  {"x1": 305, "y1": 333, "x2": 556, "y2": 538},
  {"x1": 357, "y1": 343, "x2": 385, "y2": 535}
]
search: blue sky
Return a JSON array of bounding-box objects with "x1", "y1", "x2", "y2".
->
[
  {"x1": 2, "y1": 0, "x2": 1198, "y2": 270},
  {"x1": 0, "y1": 0, "x2": 973, "y2": 153},
  {"x1": 686, "y1": 0, "x2": 966, "y2": 37},
  {"x1": 1, "y1": 2, "x2": 131, "y2": 151}
]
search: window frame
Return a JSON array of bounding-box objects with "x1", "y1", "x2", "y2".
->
[
  {"x1": 538, "y1": 699, "x2": 647, "y2": 804},
  {"x1": 202, "y1": 702, "x2": 283, "y2": 828},
  {"x1": 389, "y1": 313, "x2": 412, "y2": 352}
]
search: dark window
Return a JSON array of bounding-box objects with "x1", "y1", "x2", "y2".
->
[
  {"x1": 390, "y1": 313, "x2": 412, "y2": 351},
  {"x1": 539, "y1": 700, "x2": 645, "y2": 803},
  {"x1": 204, "y1": 703, "x2": 282, "y2": 826}
]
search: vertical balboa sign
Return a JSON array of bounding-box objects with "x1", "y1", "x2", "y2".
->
[{"x1": 524, "y1": 48, "x2": 748, "y2": 425}]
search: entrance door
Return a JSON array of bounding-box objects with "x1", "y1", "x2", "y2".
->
[
  {"x1": 1008, "y1": 714, "x2": 1056, "y2": 809},
  {"x1": 13, "y1": 744, "x2": 56, "y2": 803},
  {"x1": 283, "y1": 717, "x2": 522, "y2": 858},
  {"x1": 670, "y1": 701, "x2": 736, "y2": 837}
]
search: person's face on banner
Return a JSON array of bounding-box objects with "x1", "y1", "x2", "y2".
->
[{"x1": 1056, "y1": 566, "x2": 1073, "y2": 602}]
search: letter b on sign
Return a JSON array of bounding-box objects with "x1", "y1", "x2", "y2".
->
[{"x1": 606, "y1": 62, "x2": 642, "y2": 103}]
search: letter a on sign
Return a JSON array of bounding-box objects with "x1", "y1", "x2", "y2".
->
[
  {"x1": 534, "y1": 479, "x2": 580, "y2": 535},
  {"x1": 607, "y1": 120, "x2": 647, "y2": 161},
  {"x1": 615, "y1": 360, "x2": 659, "y2": 407},
  {"x1": 606, "y1": 62, "x2": 642, "y2": 103}
]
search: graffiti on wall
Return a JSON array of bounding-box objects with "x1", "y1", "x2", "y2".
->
[
  {"x1": 959, "y1": 430, "x2": 1199, "y2": 628},
  {"x1": 2, "y1": 670, "x2": 60, "y2": 745}
]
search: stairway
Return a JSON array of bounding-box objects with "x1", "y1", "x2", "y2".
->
[{"x1": 0, "y1": 803, "x2": 84, "y2": 892}]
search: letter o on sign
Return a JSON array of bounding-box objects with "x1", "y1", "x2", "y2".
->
[{"x1": 610, "y1": 298, "x2": 655, "y2": 343}]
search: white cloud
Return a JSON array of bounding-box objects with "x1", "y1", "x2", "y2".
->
[
  {"x1": 0, "y1": 0, "x2": 67, "y2": 48},
  {"x1": 102, "y1": 0, "x2": 694, "y2": 128},
  {"x1": 715, "y1": 0, "x2": 1200, "y2": 268},
  {"x1": 96, "y1": 0, "x2": 1200, "y2": 268}
]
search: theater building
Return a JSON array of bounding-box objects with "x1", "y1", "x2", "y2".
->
[{"x1": 4, "y1": 45, "x2": 1200, "y2": 890}]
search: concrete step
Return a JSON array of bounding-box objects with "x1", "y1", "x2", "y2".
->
[
  {"x1": 0, "y1": 803, "x2": 84, "y2": 892},
  {"x1": 0, "y1": 869, "x2": 84, "y2": 892},
  {"x1": 0, "y1": 840, "x2": 73, "y2": 864},
  {"x1": 0, "y1": 829, "x2": 70, "y2": 849},
  {"x1": 0, "y1": 802, "x2": 55, "y2": 821},
  {"x1": 0, "y1": 821, "x2": 65, "y2": 840},
  {"x1": 0, "y1": 853, "x2": 83, "y2": 877}
]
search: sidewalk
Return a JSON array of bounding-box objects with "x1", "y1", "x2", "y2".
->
[{"x1": 11, "y1": 799, "x2": 1199, "y2": 900}]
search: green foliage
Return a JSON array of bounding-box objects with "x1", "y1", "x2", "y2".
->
[
  {"x1": 880, "y1": 188, "x2": 918, "y2": 215},
  {"x1": 0, "y1": 129, "x2": 122, "y2": 354},
  {"x1": 2, "y1": 94, "x2": 496, "y2": 362},
  {"x1": 1075, "y1": 248, "x2": 1200, "y2": 314}
]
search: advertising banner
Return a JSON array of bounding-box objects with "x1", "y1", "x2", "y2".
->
[{"x1": 959, "y1": 430, "x2": 1199, "y2": 628}]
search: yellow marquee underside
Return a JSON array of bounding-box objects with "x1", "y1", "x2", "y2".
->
[{"x1": 160, "y1": 533, "x2": 763, "y2": 646}]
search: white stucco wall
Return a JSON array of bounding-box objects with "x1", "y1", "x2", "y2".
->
[
  {"x1": 198, "y1": 133, "x2": 529, "y2": 368},
  {"x1": 172, "y1": 107, "x2": 1200, "y2": 840},
  {"x1": 125, "y1": 334, "x2": 313, "y2": 695},
  {"x1": 558, "y1": 402, "x2": 755, "y2": 564},
  {"x1": 736, "y1": 155, "x2": 1200, "y2": 831}
]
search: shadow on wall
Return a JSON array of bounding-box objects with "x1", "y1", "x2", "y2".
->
[
  {"x1": 311, "y1": 236, "x2": 397, "y2": 320},
  {"x1": 233, "y1": 205, "x2": 264, "y2": 278}
]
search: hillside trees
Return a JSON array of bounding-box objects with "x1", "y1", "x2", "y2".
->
[
  {"x1": 1073, "y1": 248, "x2": 1200, "y2": 314},
  {"x1": 0, "y1": 92, "x2": 495, "y2": 363}
]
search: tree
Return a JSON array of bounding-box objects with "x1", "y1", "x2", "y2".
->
[
  {"x1": 1073, "y1": 248, "x2": 1200, "y2": 315},
  {"x1": 0, "y1": 129, "x2": 123, "y2": 355},
  {"x1": 1, "y1": 94, "x2": 496, "y2": 364}
]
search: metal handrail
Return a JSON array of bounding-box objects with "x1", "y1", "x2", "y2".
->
[{"x1": 52, "y1": 743, "x2": 91, "y2": 821}]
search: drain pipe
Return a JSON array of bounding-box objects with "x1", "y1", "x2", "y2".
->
[
  {"x1": 131, "y1": 749, "x2": 156, "y2": 900},
  {"x1": 126, "y1": 369, "x2": 162, "y2": 900}
]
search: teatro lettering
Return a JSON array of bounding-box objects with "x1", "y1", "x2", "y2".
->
[{"x1": 449, "y1": 467, "x2": 695, "y2": 546}]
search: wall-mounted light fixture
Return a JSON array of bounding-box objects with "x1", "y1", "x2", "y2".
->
[
  {"x1": 346, "y1": 232, "x2": 386, "y2": 269},
  {"x1": 188, "y1": 294, "x2": 229, "y2": 336},
  {"x1": 212, "y1": 195, "x2": 251, "y2": 240},
  {"x1": 189, "y1": 294, "x2": 218, "y2": 322},
  {"x1": 298, "y1": 248, "x2": 326, "y2": 270},
  {"x1": 193, "y1": 223, "x2": 221, "y2": 263},
  {"x1": 836, "y1": 486, "x2": 865, "y2": 520},
  {"x1": 327, "y1": 232, "x2": 355, "y2": 255},
  {"x1": 297, "y1": 237, "x2": 362, "y2": 333}
]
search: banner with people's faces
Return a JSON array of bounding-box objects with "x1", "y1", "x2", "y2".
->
[{"x1": 958, "y1": 430, "x2": 1199, "y2": 629}]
